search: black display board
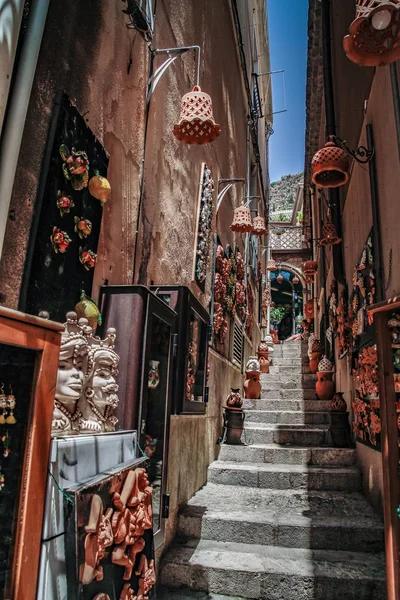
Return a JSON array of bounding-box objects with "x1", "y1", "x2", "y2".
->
[{"x1": 21, "y1": 94, "x2": 108, "y2": 322}]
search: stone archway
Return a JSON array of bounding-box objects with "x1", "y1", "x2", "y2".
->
[{"x1": 269, "y1": 264, "x2": 307, "y2": 339}]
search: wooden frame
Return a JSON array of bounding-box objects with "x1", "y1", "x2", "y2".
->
[
  {"x1": 0, "y1": 307, "x2": 62, "y2": 600},
  {"x1": 369, "y1": 298, "x2": 400, "y2": 600}
]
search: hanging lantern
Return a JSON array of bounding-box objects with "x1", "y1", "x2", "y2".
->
[
  {"x1": 312, "y1": 138, "x2": 350, "y2": 189},
  {"x1": 266, "y1": 258, "x2": 277, "y2": 271},
  {"x1": 292, "y1": 275, "x2": 300, "y2": 285},
  {"x1": 252, "y1": 215, "x2": 267, "y2": 236},
  {"x1": 276, "y1": 273, "x2": 284, "y2": 284},
  {"x1": 320, "y1": 222, "x2": 342, "y2": 246},
  {"x1": 303, "y1": 260, "x2": 318, "y2": 275},
  {"x1": 230, "y1": 203, "x2": 253, "y2": 233},
  {"x1": 344, "y1": 0, "x2": 400, "y2": 67},
  {"x1": 173, "y1": 86, "x2": 221, "y2": 144}
]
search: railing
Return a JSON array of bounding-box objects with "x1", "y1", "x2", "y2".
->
[{"x1": 270, "y1": 226, "x2": 303, "y2": 251}]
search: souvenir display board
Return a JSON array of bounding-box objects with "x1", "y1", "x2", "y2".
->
[
  {"x1": 352, "y1": 345, "x2": 381, "y2": 450},
  {"x1": 193, "y1": 164, "x2": 214, "y2": 292},
  {"x1": 64, "y1": 458, "x2": 155, "y2": 600},
  {"x1": 0, "y1": 307, "x2": 62, "y2": 600},
  {"x1": 99, "y1": 286, "x2": 176, "y2": 548},
  {"x1": 20, "y1": 94, "x2": 109, "y2": 322},
  {"x1": 37, "y1": 431, "x2": 137, "y2": 600},
  {"x1": 151, "y1": 286, "x2": 209, "y2": 414}
]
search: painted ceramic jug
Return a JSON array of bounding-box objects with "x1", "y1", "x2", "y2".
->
[
  {"x1": 258, "y1": 355, "x2": 270, "y2": 374},
  {"x1": 244, "y1": 371, "x2": 261, "y2": 399},
  {"x1": 330, "y1": 392, "x2": 347, "y2": 412},
  {"x1": 225, "y1": 388, "x2": 243, "y2": 409},
  {"x1": 316, "y1": 371, "x2": 335, "y2": 400}
]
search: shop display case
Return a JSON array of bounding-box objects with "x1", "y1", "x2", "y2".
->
[
  {"x1": 99, "y1": 285, "x2": 176, "y2": 548},
  {"x1": 151, "y1": 285, "x2": 210, "y2": 414},
  {"x1": 0, "y1": 307, "x2": 62, "y2": 600}
]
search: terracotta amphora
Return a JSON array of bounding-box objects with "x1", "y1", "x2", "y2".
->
[
  {"x1": 225, "y1": 388, "x2": 243, "y2": 409},
  {"x1": 244, "y1": 370, "x2": 261, "y2": 399},
  {"x1": 330, "y1": 392, "x2": 347, "y2": 413},
  {"x1": 258, "y1": 355, "x2": 270, "y2": 374},
  {"x1": 310, "y1": 352, "x2": 321, "y2": 374},
  {"x1": 316, "y1": 371, "x2": 335, "y2": 400}
]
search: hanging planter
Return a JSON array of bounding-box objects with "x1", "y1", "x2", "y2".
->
[
  {"x1": 311, "y1": 138, "x2": 350, "y2": 189},
  {"x1": 344, "y1": 0, "x2": 400, "y2": 67},
  {"x1": 320, "y1": 222, "x2": 342, "y2": 246},
  {"x1": 303, "y1": 260, "x2": 318, "y2": 275},
  {"x1": 252, "y1": 215, "x2": 267, "y2": 236},
  {"x1": 266, "y1": 258, "x2": 277, "y2": 271},
  {"x1": 230, "y1": 204, "x2": 253, "y2": 233},
  {"x1": 173, "y1": 86, "x2": 221, "y2": 144}
]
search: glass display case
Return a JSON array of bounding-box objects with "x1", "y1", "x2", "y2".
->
[
  {"x1": 151, "y1": 286, "x2": 210, "y2": 414},
  {"x1": 0, "y1": 307, "x2": 62, "y2": 600},
  {"x1": 99, "y1": 285, "x2": 176, "y2": 548}
]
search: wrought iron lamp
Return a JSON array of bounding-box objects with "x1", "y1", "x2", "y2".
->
[
  {"x1": 311, "y1": 134, "x2": 374, "y2": 189},
  {"x1": 344, "y1": 0, "x2": 400, "y2": 67}
]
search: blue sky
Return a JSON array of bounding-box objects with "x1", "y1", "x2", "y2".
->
[{"x1": 267, "y1": 0, "x2": 308, "y2": 183}]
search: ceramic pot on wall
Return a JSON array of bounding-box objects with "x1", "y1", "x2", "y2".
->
[
  {"x1": 330, "y1": 392, "x2": 347, "y2": 413},
  {"x1": 310, "y1": 352, "x2": 322, "y2": 374},
  {"x1": 244, "y1": 371, "x2": 261, "y2": 399},
  {"x1": 316, "y1": 372, "x2": 335, "y2": 400}
]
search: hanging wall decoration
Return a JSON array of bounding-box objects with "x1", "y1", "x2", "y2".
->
[
  {"x1": 22, "y1": 94, "x2": 108, "y2": 322},
  {"x1": 194, "y1": 165, "x2": 214, "y2": 291},
  {"x1": 352, "y1": 345, "x2": 381, "y2": 449}
]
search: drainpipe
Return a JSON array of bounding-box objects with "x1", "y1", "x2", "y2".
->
[
  {"x1": 321, "y1": 0, "x2": 345, "y2": 286},
  {"x1": 389, "y1": 63, "x2": 400, "y2": 161},
  {"x1": 0, "y1": 0, "x2": 50, "y2": 263}
]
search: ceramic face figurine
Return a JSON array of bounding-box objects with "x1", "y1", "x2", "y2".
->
[
  {"x1": 52, "y1": 312, "x2": 88, "y2": 436},
  {"x1": 78, "y1": 327, "x2": 120, "y2": 434}
]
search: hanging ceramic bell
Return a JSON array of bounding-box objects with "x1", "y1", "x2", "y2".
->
[
  {"x1": 266, "y1": 258, "x2": 277, "y2": 271},
  {"x1": 303, "y1": 260, "x2": 318, "y2": 275},
  {"x1": 276, "y1": 273, "x2": 284, "y2": 284},
  {"x1": 320, "y1": 222, "x2": 342, "y2": 246},
  {"x1": 173, "y1": 86, "x2": 221, "y2": 144},
  {"x1": 230, "y1": 204, "x2": 253, "y2": 233},
  {"x1": 292, "y1": 275, "x2": 300, "y2": 285},
  {"x1": 252, "y1": 215, "x2": 267, "y2": 236},
  {"x1": 312, "y1": 139, "x2": 350, "y2": 188},
  {"x1": 344, "y1": 0, "x2": 400, "y2": 67}
]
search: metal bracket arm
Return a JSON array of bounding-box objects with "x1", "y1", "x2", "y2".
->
[
  {"x1": 147, "y1": 45, "x2": 201, "y2": 104},
  {"x1": 333, "y1": 135, "x2": 374, "y2": 164}
]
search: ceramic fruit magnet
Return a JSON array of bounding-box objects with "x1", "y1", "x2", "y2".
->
[
  {"x1": 60, "y1": 144, "x2": 89, "y2": 190},
  {"x1": 50, "y1": 227, "x2": 71, "y2": 253},
  {"x1": 88, "y1": 170, "x2": 111, "y2": 206},
  {"x1": 74, "y1": 216, "x2": 92, "y2": 239},
  {"x1": 79, "y1": 247, "x2": 97, "y2": 270},
  {"x1": 75, "y1": 290, "x2": 102, "y2": 330},
  {"x1": 56, "y1": 190, "x2": 75, "y2": 216}
]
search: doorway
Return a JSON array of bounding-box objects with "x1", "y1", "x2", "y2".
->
[{"x1": 270, "y1": 269, "x2": 303, "y2": 341}]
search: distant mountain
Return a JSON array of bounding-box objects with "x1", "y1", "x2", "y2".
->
[{"x1": 269, "y1": 173, "x2": 303, "y2": 214}]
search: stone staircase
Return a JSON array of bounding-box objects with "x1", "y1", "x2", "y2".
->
[{"x1": 159, "y1": 340, "x2": 386, "y2": 599}]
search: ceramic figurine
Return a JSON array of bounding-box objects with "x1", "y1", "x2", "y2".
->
[
  {"x1": 89, "y1": 171, "x2": 112, "y2": 205},
  {"x1": 79, "y1": 247, "x2": 97, "y2": 270},
  {"x1": 60, "y1": 144, "x2": 89, "y2": 190},
  {"x1": 50, "y1": 227, "x2": 71, "y2": 254},
  {"x1": 74, "y1": 216, "x2": 92, "y2": 239},
  {"x1": 56, "y1": 190, "x2": 74, "y2": 216},
  {"x1": 75, "y1": 290, "x2": 101, "y2": 331}
]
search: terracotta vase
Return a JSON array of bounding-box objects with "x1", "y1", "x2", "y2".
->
[
  {"x1": 258, "y1": 355, "x2": 270, "y2": 374},
  {"x1": 330, "y1": 392, "x2": 347, "y2": 413},
  {"x1": 257, "y1": 341, "x2": 269, "y2": 357},
  {"x1": 244, "y1": 370, "x2": 261, "y2": 399},
  {"x1": 310, "y1": 351, "x2": 321, "y2": 374},
  {"x1": 225, "y1": 388, "x2": 243, "y2": 409},
  {"x1": 316, "y1": 371, "x2": 335, "y2": 400}
]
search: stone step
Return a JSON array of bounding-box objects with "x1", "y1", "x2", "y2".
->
[
  {"x1": 280, "y1": 388, "x2": 317, "y2": 400},
  {"x1": 208, "y1": 461, "x2": 361, "y2": 491},
  {"x1": 157, "y1": 590, "x2": 245, "y2": 600},
  {"x1": 243, "y1": 398, "x2": 330, "y2": 412},
  {"x1": 244, "y1": 410, "x2": 329, "y2": 425},
  {"x1": 272, "y1": 358, "x2": 303, "y2": 367},
  {"x1": 178, "y1": 492, "x2": 384, "y2": 553},
  {"x1": 244, "y1": 423, "x2": 329, "y2": 446},
  {"x1": 160, "y1": 539, "x2": 386, "y2": 600},
  {"x1": 260, "y1": 372, "x2": 302, "y2": 383},
  {"x1": 218, "y1": 444, "x2": 356, "y2": 466}
]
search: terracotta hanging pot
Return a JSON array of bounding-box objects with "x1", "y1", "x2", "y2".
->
[
  {"x1": 244, "y1": 370, "x2": 261, "y2": 399},
  {"x1": 173, "y1": 86, "x2": 221, "y2": 144},
  {"x1": 344, "y1": 0, "x2": 400, "y2": 67},
  {"x1": 266, "y1": 258, "x2": 277, "y2": 271},
  {"x1": 230, "y1": 204, "x2": 253, "y2": 233},
  {"x1": 316, "y1": 371, "x2": 335, "y2": 400},
  {"x1": 258, "y1": 355, "x2": 270, "y2": 374},
  {"x1": 225, "y1": 388, "x2": 243, "y2": 410},
  {"x1": 276, "y1": 274, "x2": 284, "y2": 284},
  {"x1": 292, "y1": 275, "x2": 300, "y2": 285},
  {"x1": 311, "y1": 139, "x2": 350, "y2": 189},
  {"x1": 330, "y1": 392, "x2": 347, "y2": 413},
  {"x1": 252, "y1": 215, "x2": 267, "y2": 236},
  {"x1": 320, "y1": 222, "x2": 342, "y2": 246},
  {"x1": 303, "y1": 260, "x2": 318, "y2": 275}
]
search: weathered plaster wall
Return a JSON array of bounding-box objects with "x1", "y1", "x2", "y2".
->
[{"x1": 0, "y1": 0, "x2": 147, "y2": 307}]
